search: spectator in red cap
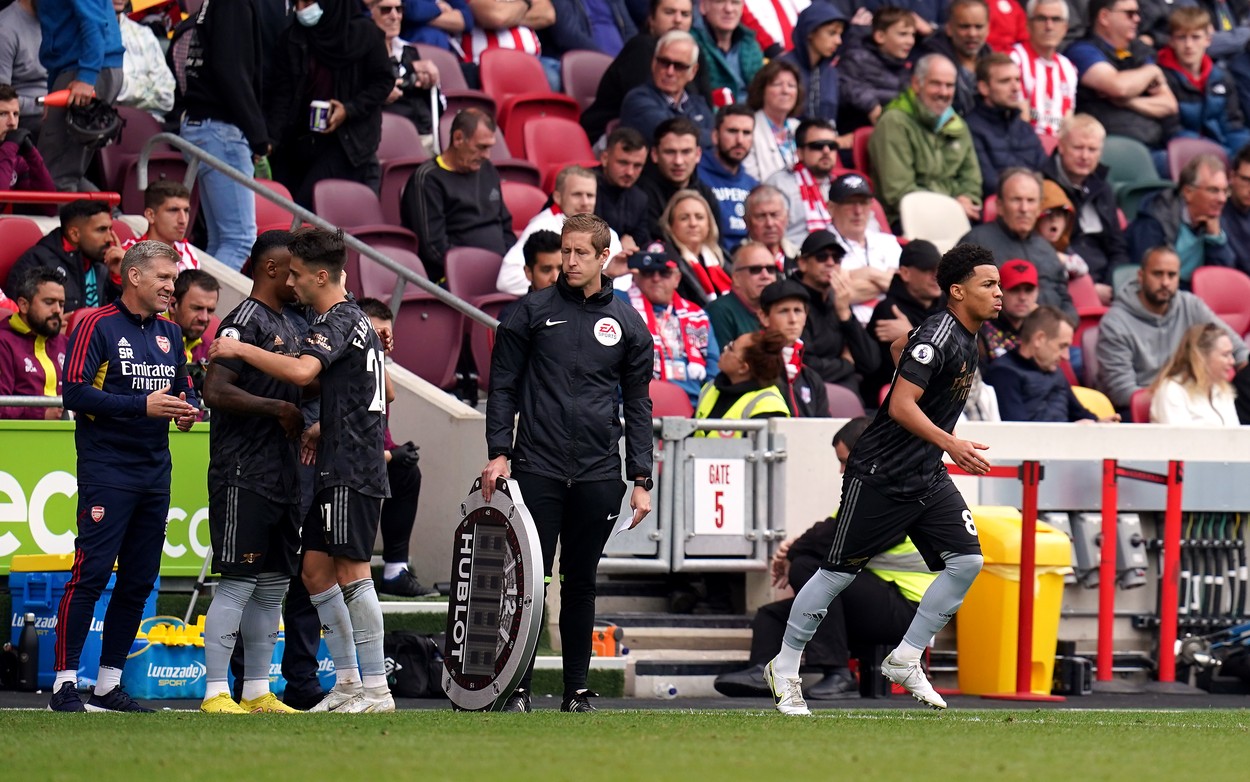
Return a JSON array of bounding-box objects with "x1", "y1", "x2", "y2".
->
[{"x1": 979, "y1": 257, "x2": 1038, "y2": 363}]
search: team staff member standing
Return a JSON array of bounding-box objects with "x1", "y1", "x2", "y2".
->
[
  {"x1": 482, "y1": 213, "x2": 654, "y2": 714},
  {"x1": 198, "y1": 232, "x2": 305, "y2": 714},
  {"x1": 765, "y1": 243, "x2": 1002, "y2": 716},
  {"x1": 50, "y1": 240, "x2": 198, "y2": 712},
  {"x1": 211, "y1": 228, "x2": 393, "y2": 714}
]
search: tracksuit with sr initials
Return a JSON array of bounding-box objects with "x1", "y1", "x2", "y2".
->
[{"x1": 54, "y1": 298, "x2": 196, "y2": 677}]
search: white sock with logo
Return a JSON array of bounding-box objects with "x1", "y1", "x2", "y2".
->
[
  {"x1": 54, "y1": 670, "x2": 77, "y2": 690},
  {"x1": 309, "y1": 583, "x2": 360, "y2": 688},
  {"x1": 95, "y1": 666, "x2": 122, "y2": 694}
]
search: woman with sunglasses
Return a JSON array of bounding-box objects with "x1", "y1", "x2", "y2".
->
[{"x1": 660, "y1": 188, "x2": 733, "y2": 305}]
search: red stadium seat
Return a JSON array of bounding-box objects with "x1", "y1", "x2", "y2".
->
[
  {"x1": 392, "y1": 293, "x2": 465, "y2": 388},
  {"x1": 358, "y1": 246, "x2": 427, "y2": 301},
  {"x1": 0, "y1": 218, "x2": 46, "y2": 286},
  {"x1": 501, "y1": 181, "x2": 547, "y2": 233},
  {"x1": 825, "y1": 383, "x2": 866, "y2": 417},
  {"x1": 445, "y1": 247, "x2": 516, "y2": 388},
  {"x1": 255, "y1": 179, "x2": 301, "y2": 232},
  {"x1": 1080, "y1": 323, "x2": 1100, "y2": 388},
  {"x1": 1067, "y1": 273, "x2": 1108, "y2": 345},
  {"x1": 65, "y1": 305, "x2": 100, "y2": 335},
  {"x1": 97, "y1": 106, "x2": 172, "y2": 193},
  {"x1": 982, "y1": 194, "x2": 998, "y2": 223},
  {"x1": 111, "y1": 219, "x2": 135, "y2": 244},
  {"x1": 1039, "y1": 134, "x2": 1059, "y2": 156},
  {"x1": 117, "y1": 155, "x2": 191, "y2": 215},
  {"x1": 479, "y1": 48, "x2": 551, "y2": 103},
  {"x1": 499, "y1": 94, "x2": 580, "y2": 159},
  {"x1": 524, "y1": 117, "x2": 594, "y2": 190},
  {"x1": 494, "y1": 159, "x2": 542, "y2": 188},
  {"x1": 852, "y1": 126, "x2": 873, "y2": 175},
  {"x1": 313, "y1": 179, "x2": 418, "y2": 295},
  {"x1": 539, "y1": 160, "x2": 598, "y2": 194},
  {"x1": 416, "y1": 44, "x2": 471, "y2": 91},
  {"x1": 1129, "y1": 388, "x2": 1153, "y2": 423},
  {"x1": 1167, "y1": 137, "x2": 1228, "y2": 182},
  {"x1": 651, "y1": 379, "x2": 694, "y2": 417},
  {"x1": 1191, "y1": 266, "x2": 1250, "y2": 336},
  {"x1": 561, "y1": 50, "x2": 613, "y2": 111},
  {"x1": 380, "y1": 158, "x2": 428, "y2": 226},
  {"x1": 378, "y1": 113, "x2": 427, "y2": 165},
  {"x1": 869, "y1": 198, "x2": 891, "y2": 235}
]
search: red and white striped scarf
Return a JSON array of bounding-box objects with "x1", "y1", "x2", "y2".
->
[
  {"x1": 793, "y1": 163, "x2": 832, "y2": 233},
  {"x1": 627, "y1": 285, "x2": 711, "y2": 382},
  {"x1": 1010, "y1": 41, "x2": 1077, "y2": 138},
  {"x1": 461, "y1": 25, "x2": 541, "y2": 65}
]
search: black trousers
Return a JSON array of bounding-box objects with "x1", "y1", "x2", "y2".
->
[
  {"x1": 380, "y1": 460, "x2": 422, "y2": 563},
  {"x1": 747, "y1": 571, "x2": 917, "y2": 668},
  {"x1": 514, "y1": 472, "x2": 627, "y2": 695}
]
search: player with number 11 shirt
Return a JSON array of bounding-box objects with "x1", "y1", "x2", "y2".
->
[{"x1": 209, "y1": 228, "x2": 393, "y2": 714}]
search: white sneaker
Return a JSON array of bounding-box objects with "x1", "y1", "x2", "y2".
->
[
  {"x1": 881, "y1": 653, "x2": 947, "y2": 710},
  {"x1": 307, "y1": 684, "x2": 364, "y2": 713},
  {"x1": 765, "y1": 658, "x2": 811, "y2": 716},
  {"x1": 336, "y1": 689, "x2": 396, "y2": 714}
]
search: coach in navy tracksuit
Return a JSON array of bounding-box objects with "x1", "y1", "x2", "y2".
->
[{"x1": 50, "y1": 240, "x2": 198, "y2": 713}]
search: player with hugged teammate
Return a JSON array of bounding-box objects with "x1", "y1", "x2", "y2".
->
[
  {"x1": 482, "y1": 213, "x2": 655, "y2": 713},
  {"x1": 199, "y1": 231, "x2": 305, "y2": 714},
  {"x1": 765, "y1": 243, "x2": 1003, "y2": 715},
  {"x1": 210, "y1": 228, "x2": 394, "y2": 713},
  {"x1": 49, "y1": 240, "x2": 198, "y2": 712}
]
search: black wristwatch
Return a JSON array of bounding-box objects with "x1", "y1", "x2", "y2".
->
[{"x1": 633, "y1": 477, "x2": 654, "y2": 490}]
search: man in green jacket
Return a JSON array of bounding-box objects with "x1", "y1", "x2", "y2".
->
[{"x1": 868, "y1": 54, "x2": 983, "y2": 228}]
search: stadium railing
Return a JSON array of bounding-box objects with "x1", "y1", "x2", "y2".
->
[{"x1": 136, "y1": 133, "x2": 496, "y2": 332}]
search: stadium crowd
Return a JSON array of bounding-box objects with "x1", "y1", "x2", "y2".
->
[{"x1": 2, "y1": 0, "x2": 1249, "y2": 428}]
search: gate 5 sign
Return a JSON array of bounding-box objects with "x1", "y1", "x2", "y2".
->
[
  {"x1": 693, "y1": 458, "x2": 746, "y2": 536},
  {"x1": 443, "y1": 478, "x2": 543, "y2": 711}
]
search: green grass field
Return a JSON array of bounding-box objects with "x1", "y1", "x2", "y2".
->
[{"x1": 3, "y1": 708, "x2": 1249, "y2": 781}]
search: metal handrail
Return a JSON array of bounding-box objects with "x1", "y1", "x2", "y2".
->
[
  {"x1": 136, "y1": 132, "x2": 498, "y2": 330},
  {"x1": 0, "y1": 396, "x2": 63, "y2": 407}
]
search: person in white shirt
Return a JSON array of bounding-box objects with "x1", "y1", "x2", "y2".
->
[
  {"x1": 827, "y1": 172, "x2": 901, "y2": 324},
  {"x1": 1149, "y1": 322, "x2": 1240, "y2": 426},
  {"x1": 497, "y1": 164, "x2": 623, "y2": 295}
]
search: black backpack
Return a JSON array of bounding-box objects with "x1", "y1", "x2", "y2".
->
[{"x1": 383, "y1": 631, "x2": 448, "y2": 699}]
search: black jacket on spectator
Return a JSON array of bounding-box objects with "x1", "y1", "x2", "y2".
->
[
  {"x1": 540, "y1": 0, "x2": 638, "y2": 58},
  {"x1": 637, "y1": 164, "x2": 723, "y2": 246},
  {"x1": 916, "y1": 31, "x2": 989, "y2": 117},
  {"x1": 182, "y1": 0, "x2": 269, "y2": 155},
  {"x1": 595, "y1": 168, "x2": 651, "y2": 246},
  {"x1": 959, "y1": 219, "x2": 1077, "y2": 322},
  {"x1": 402, "y1": 158, "x2": 516, "y2": 281},
  {"x1": 965, "y1": 100, "x2": 1047, "y2": 197},
  {"x1": 383, "y1": 43, "x2": 438, "y2": 135},
  {"x1": 1071, "y1": 35, "x2": 1178, "y2": 149},
  {"x1": 1041, "y1": 154, "x2": 1129, "y2": 286},
  {"x1": 836, "y1": 41, "x2": 911, "y2": 133},
  {"x1": 5, "y1": 230, "x2": 118, "y2": 313},
  {"x1": 797, "y1": 279, "x2": 880, "y2": 389},
  {"x1": 779, "y1": 363, "x2": 831, "y2": 418},
  {"x1": 984, "y1": 348, "x2": 1095, "y2": 422},
  {"x1": 265, "y1": 10, "x2": 394, "y2": 198},
  {"x1": 862, "y1": 274, "x2": 945, "y2": 403},
  {"x1": 1222, "y1": 199, "x2": 1250, "y2": 276}
]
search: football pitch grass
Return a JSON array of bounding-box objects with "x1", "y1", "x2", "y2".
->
[{"x1": 3, "y1": 708, "x2": 1250, "y2": 781}]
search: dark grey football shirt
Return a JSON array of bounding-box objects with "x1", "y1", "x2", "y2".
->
[
  {"x1": 208, "y1": 298, "x2": 303, "y2": 502},
  {"x1": 301, "y1": 299, "x2": 390, "y2": 499},
  {"x1": 848, "y1": 309, "x2": 980, "y2": 500}
]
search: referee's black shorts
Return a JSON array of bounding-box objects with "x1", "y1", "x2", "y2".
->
[
  {"x1": 210, "y1": 485, "x2": 300, "y2": 576},
  {"x1": 303, "y1": 485, "x2": 383, "y2": 562},
  {"x1": 823, "y1": 475, "x2": 981, "y2": 573}
]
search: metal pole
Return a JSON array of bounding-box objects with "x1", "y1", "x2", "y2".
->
[
  {"x1": 1097, "y1": 458, "x2": 1118, "y2": 681},
  {"x1": 1157, "y1": 460, "x2": 1184, "y2": 683}
]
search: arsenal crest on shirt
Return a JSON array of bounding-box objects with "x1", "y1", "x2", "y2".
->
[
  {"x1": 91, "y1": 506, "x2": 105, "y2": 523},
  {"x1": 155, "y1": 335, "x2": 171, "y2": 353}
]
